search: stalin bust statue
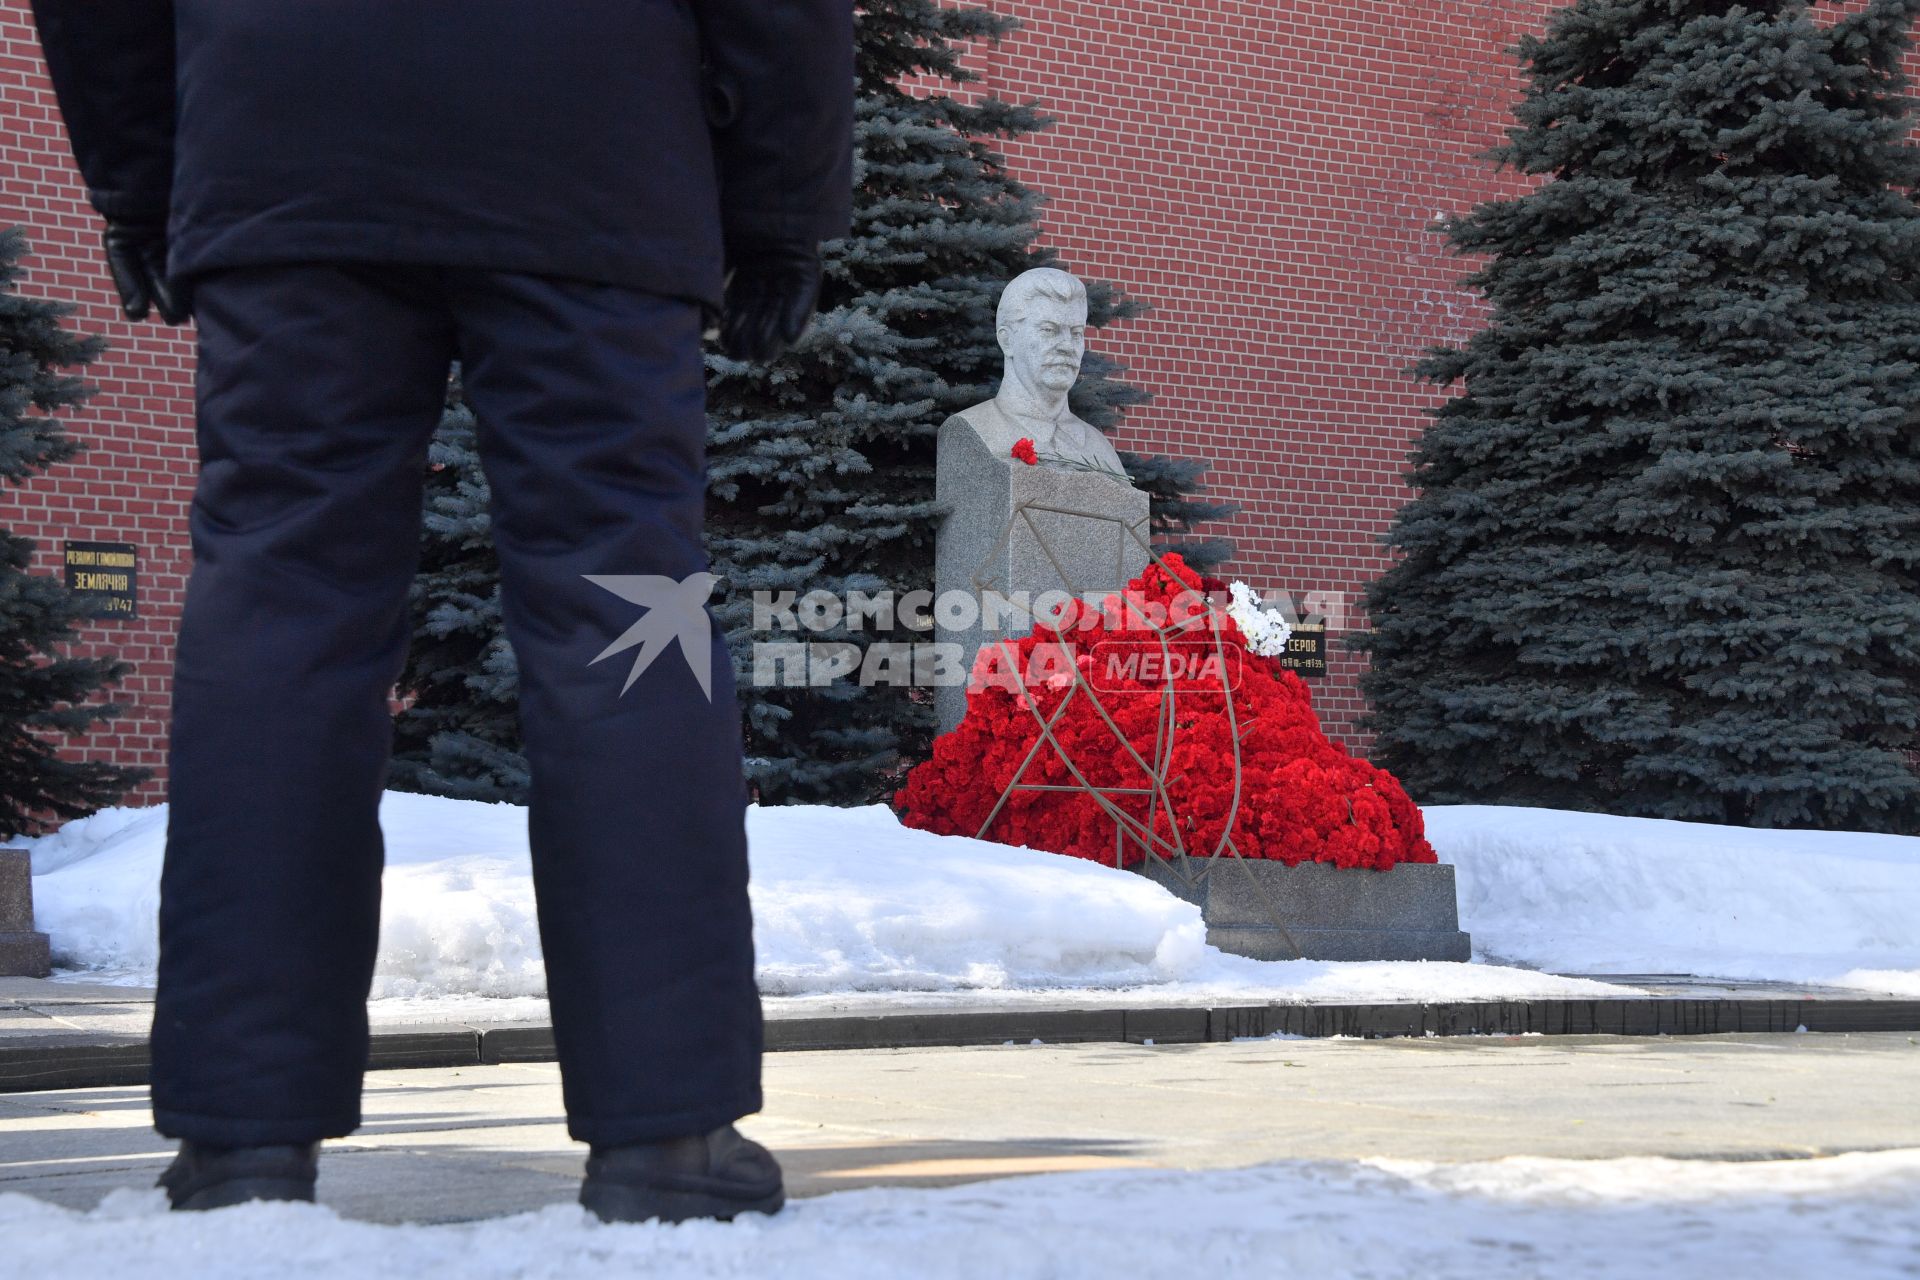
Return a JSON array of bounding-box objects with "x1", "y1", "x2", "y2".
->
[
  {"x1": 932, "y1": 267, "x2": 1150, "y2": 735},
  {"x1": 944, "y1": 267, "x2": 1131, "y2": 478}
]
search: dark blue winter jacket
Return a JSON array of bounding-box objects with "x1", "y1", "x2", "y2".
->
[{"x1": 27, "y1": 0, "x2": 854, "y2": 310}]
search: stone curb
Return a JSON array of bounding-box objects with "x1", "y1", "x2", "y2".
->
[{"x1": 4, "y1": 997, "x2": 1918, "y2": 1094}]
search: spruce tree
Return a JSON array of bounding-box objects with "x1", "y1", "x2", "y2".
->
[
  {"x1": 1359, "y1": 0, "x2": 1920, "y2": 832},
  {"x1": 393, "y1": 0, "x2": 1236, "y2": 807},
  {"x1": 0, "y1": 227, "x2": 151, "y2": 836},
  {"x1": 1118, "y1": 451, "x2": 1238, "y2": 574}
]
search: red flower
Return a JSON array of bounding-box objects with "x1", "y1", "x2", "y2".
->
[
  {"x1": 1011, "y1": 438, "x2": 1039, "y2": 466},
  {"x1": 893, "y1": 552, "x2": 1437, "y2": 871}
]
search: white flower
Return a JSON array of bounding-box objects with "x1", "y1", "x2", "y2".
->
[{"x1": 1225, "y1": 581, "x2": 1293, "y2": 657}]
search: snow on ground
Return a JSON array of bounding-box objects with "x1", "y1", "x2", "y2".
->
[
  {"x1": 19, "y1": 793, "x2": 1617, "y2": 1008},
  {"x1": 1430, "y1": 805, "x2": 1920, "y2": 994},
  {"x1": 18, "y1": 793, "x2": 1919, "y2": 1007},
  {"x1": 2, "y1": 1150, "x2": 1916, "y2": 1280}
]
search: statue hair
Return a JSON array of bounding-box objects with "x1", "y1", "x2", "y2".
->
[{"x1": 996, "y1": 267, "x2": 1087, "y2": 332}]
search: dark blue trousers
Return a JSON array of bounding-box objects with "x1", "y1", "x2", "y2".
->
[{"x1": 152, "y1": 263, "x2": 761, "y2": 1148}]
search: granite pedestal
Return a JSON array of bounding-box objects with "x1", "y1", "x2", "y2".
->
[
  {"x1": 933, "y1": 415, "x2": 1150, "y2": 736},
  {"x1": 0, "y1": 849, "x2": 50, "y2": 978},
  {"x1": 1137, "y1": 856, "x2": 1471, "y2": 962}
]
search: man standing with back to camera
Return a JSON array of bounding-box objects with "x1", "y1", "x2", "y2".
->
[{"x1": 28, "y1": 0, "x2": 852, "y2": 1223}]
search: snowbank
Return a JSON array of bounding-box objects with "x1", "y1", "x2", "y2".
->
[
  {"x1": 23, "y1": 795, "x2": 1917, "y2": 1002},
  {"x1": 22, "y1": 794, "x2": 1614, "y2": 1004},
  {"x1": 1428, "y1": 806, "x2": 1920, "y2": 993},
  {"x1": 2, "y1": 1150, "x2": 1916, "y2": 1279}
]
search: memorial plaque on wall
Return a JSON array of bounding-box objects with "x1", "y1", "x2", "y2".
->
[
  {"x1": 1278, "y1": 621, "x2": 1326, "y2": 678},
  {"x1": 63, "y1": 541, "x2": 138, "y2": 619}
]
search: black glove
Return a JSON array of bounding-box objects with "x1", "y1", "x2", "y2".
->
[
  {"x1": 718, "y1": 237, "x2": 822, "y2": 363},
  {"x1": 102, "y1": 220, "x2": 191, "y2": 325}
]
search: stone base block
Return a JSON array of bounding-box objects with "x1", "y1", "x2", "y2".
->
[
  {"x1": 1208, "y1": 925, "x2": 1470, "y2": 963},
  {"x1": 0, "y1": 931, "x2": 50, "y2": 979},
  {"x1": 0, "y1": 848, "x2": 36, "y2": 934},
  {"x1": 1136, "y1": 857, "x2": 1470, "y2": 963}
]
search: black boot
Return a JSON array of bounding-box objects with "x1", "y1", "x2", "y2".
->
[
  {"x1": 156, "y1": 1140, "x2": 320, "y2": 1210},
  {"x1": 579, "y1": 1124, "x2": 785, "y2": 1224}
]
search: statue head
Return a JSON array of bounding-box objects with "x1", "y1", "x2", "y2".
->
[{"x1": 996, "y1": 268, "x2": 1088, "y2": 405}]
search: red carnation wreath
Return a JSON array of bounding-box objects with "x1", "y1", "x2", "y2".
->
[{"x1": 893, "y1": 552, "x2": 1437, "y2": 871}]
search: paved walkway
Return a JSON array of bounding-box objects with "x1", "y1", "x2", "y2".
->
[{"x1": 3, "y1": 1031, "x2": 1915, "y2": 1224}]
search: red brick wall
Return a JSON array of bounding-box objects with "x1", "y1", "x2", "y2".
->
[
  {"x1": 0, "y1": 0, "x2": 195, "y2": 811},
  {"x1": 0, "y1": 0, "x2": 1566, "y2": 812}
]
